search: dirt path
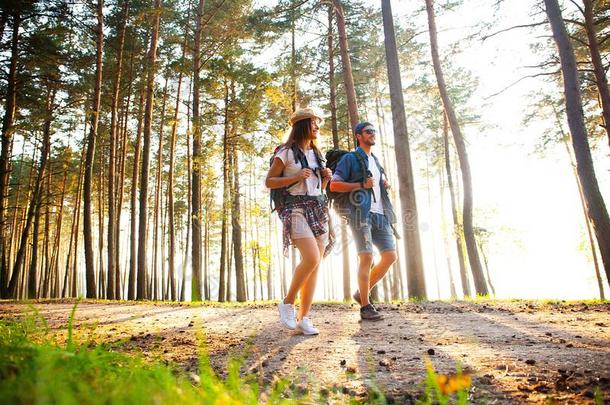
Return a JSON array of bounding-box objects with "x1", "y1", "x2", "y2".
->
[{"x1": 1, "y1": 300, "x2": 609, "y2": 403}]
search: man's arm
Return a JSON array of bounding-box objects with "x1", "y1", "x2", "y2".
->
[
  {"x1": 329, "y1": 155, "x2": 374, "y2": 192},
  {"x1": 330, "y1": 179, "x2": 364, "y2": 192}
]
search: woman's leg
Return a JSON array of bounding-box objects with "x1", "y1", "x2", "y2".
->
[
  {"x1": 284, "y1": 237, "x2": 320, "y2": 305},
  {"x1": 297, "y1": 235, "x2": 326, "y2": 320}
]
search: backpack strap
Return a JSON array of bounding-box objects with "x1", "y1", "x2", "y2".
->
[
  {"x1": 352, "y1": 150, "x2": 376, "y2": 202},
  {"x1": 290, "y1": 144, "x2": 312, "y2": 195}
]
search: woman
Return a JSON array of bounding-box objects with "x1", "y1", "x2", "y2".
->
[{"x1": 265, "y1": 107, "x2": 333, "y2": 335}]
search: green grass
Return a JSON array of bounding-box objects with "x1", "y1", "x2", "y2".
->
[{"x1": 0, "y1": 303, "x2": 299, "y2": 404}]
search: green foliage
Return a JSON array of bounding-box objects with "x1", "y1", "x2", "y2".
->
[{"x1": 0, "y1": 304, "x2": 300, "y2": 404}]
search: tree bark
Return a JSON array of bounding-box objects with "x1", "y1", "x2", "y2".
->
[
  {"x1": 425, "y1": 0, "x2": 487, "y2": 296},
  {"x1": 381, "y1": 0, "x2": 427, "y2": 299},
  {"x1": 107, "y1": 0, "x2": 129, "y2": 300},
  {"x1": 231, "y1": 142, "x2": 246, "y2": 302},
  {"x1": 152, "y1": 76, "x2": 169, "y2": 300},
  {"x1": 545, "y1": 0, "x2": 610, "y2": 287},
  {"x1": 137, "y1": 0, "x2": 162, "y2": 300},
  {"x1": 442, "y1": 112, "x2": 470, "y2": 297},
  {"x1": 583, "y1": 0, "x2": 610, "y2": 148},
  {"x1": 50, "y1": 169, "x2": 67, "y2": 298},
  {"x1": 167, "y1": 71, "x2": 186, "y2": 303},
  {"x1": 9, "y1": 87, "x2": 55, "y2": 298},
  {"x1": 63, "y1": 143, "x2": 85, "y2": 298},
  {"x1": 114, "y1": 50, "x2": 135, "y2": 299},
  {"x1": 328, "y1": 5, "x2": 340, "y2": 148},
  {"x1": 128, "y1": 84, "x2": 144, "y2": 300},
  {"x1": 333, "y1": 0, "x2": 359, "y2": 131},
  {"x1": 181, "y1": 80, "x2": 193, "y2": 302},
  {"x1": 0, "y1": 11, "x2": 20, "y2": 298},
  {"x1": 83, "y1": 0, "x2": 104, "y2": 299},
  {"x1": 559, "y1": 113, "x2": 606, "y2": 299},
  {"x1": 327, "y1": 4, "x2": 352, "y2": 301},
  {"x1": 191, "y1": 0, "x2": 205, "y2": 301},
  {"x1": 439, "y1": 168, "x2": 457, "y2": 299}
]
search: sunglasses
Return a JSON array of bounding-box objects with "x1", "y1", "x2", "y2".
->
[{"x1": 363, "y1": 128, "x2": 376, "y2": 135}]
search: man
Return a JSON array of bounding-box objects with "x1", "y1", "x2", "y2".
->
[{"x1": 329, "y1": 122, "x2": 397, "y2": 321}]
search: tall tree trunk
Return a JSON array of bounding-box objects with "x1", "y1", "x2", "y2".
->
[
  {"x1": 114, "y1": 53, "x2": 135, "y2": 299},
  {"x1": 71, "y1": 127, "x2": 87, "y2": 297},
  {"x1": 83, "y1": 0, "x2": 104, "y2": 299},
  {"x1": 50, "y1": 169, "x2": 67, "y2": 298},
  {"x1": 328, "y1": 4, "x2": 352, "y2": 301},
  {"x1": 9, "y1": 87, "x2": 55, "y2": 298},
  {"x1": 165, "y1": 20, "x2": 189, "y2": 302},
  {"x1": 267, "y1": 214, "x2": 273, "y2": 300},
  {"x1": 191, "y1": 0, "x2": 205, "y2": 301},
  {"x1": 381, "y1": 0, "x2": 426, "y2": 299},
  {"x1": 0, "y1": 11, "x2": 20, "y2": 298},
  {"x1": 231, "y1": 142, "x2": 246, "y2": 302},
  {"x1": 439, "y1": 155, "x2": 458, "y2": 299},
  {"x1": 137, "y1": 0, "x2": 162, "y2": 300},
  {"x1": 7, "y1": 150, "x2": 27, "y2": 281},
  {"x1": 203, "y1": 210, "x2": 209, "y2": 300},
  {"x1": 333, "y1": 0, "x2": 359, "y2": 131},
  {"x1": 545, "y1": 0, "x2": 610, "y2": 286},
  {"x1": 63, "y1": 143, "x2": 85, "y2": 298},
  {"x1": 558, "y1": 113, "x2": 606, "y2": 299},
  {"x1": 107, "y1": 0, "x2": 129, "y2": 300},
  {"x1": 442, "y1": 113, "x2": 470, "y2": 297},
  {"x1": 328, "y1": 6, "x2": 340, "y2": 148},
  {"x1": 152, "y1": 76, "x2": 169, "y2": 300},
  {"x1": 583, "y1": 0, "x2": 610, "y2": 148},
  {"x1": 181, "y1": 81, "x2": 193, "y2": 302},
  {"x1": 218, "y1": 82, "x2": 230, "y2": 302},
  {"x1": 166, "y1": 94, "x2": 182, "y2": 300},
  {"x1": 128, "y1": 85, "x2": 144, "y2": 300},
  {"x1": 291, "y1": 1, "x2": 297, "y2": 111},
  {"x1": 98, "y1": 154, "x2": 106, "y2": 298},
  {"x1": 42, "y1": 170, "x2": 52, "y2": 298},
  {"x1": 425, "y1": 0, "x2": 487, "y2": 296}
]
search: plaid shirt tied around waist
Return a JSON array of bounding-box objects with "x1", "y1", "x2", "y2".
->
[{"x1": 278, "y1": 196, "x2": 335, "y2": 258}]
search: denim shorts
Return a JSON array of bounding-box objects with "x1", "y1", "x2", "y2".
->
[{"x1": 350, "y1": 212, "x2": 396, "y2": 254}]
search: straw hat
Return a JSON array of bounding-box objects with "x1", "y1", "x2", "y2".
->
[{"x1": 288, "y1": 107, "x2": 324, "y2": 126}]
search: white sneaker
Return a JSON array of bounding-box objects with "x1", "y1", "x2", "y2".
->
[
  {"x1": 278, "y1": 301, "x2": 297, "y2": 330},
  {"x1": 296, "y1": 317, "x2": 319, "y2": 335}
]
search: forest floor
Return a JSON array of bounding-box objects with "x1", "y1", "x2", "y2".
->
[{"x1": 1, "y1": 299, "x2": 609, "y2": 404}]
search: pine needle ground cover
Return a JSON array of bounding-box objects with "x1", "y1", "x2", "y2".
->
[{"x1": 0, "y1": 300, "x2": 609, "y2": 404}]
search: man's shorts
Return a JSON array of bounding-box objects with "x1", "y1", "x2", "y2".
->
[{"x1": 350, "y1": 212, "x2": 396, "y2": 254}]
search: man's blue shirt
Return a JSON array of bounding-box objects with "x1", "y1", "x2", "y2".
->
[{"x1": 332, "y1": 147, "x2": 397, "y2": 227}]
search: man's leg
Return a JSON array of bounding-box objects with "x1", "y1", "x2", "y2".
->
[
  {"x1": 357, "y1": 252, "x2": 373, "y2": 306},
  {"x1": 368, "y1": 213, "x2": 397, "y2": 293},
  {"x1": 368, "y1": 249, "x2": 397, "y2": 290}
]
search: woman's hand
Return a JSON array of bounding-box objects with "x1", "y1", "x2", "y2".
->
[
  {"x1": 321, "y1": 168, "x2": 332, "y2": 180},
  {"x1": 295, "y1": 168, "x2": 313, "y2": 180}
]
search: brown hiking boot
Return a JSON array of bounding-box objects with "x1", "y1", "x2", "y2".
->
[
  {"x1": 353, "y1": 290, "x2": 379, "y2": 311},
  {"x1": 360, "y1": 304, "x2": 383, "y2": 321}
]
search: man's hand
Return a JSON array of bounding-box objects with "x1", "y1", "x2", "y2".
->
[
  {"x1": 321, "y1": 168, "x2": 332, "y2": 179},
  {"x1": 383, "y1": 179, "x2": 391, "y2": 190},
  {"x1": 295, "y1": 168, "x2": 313, "y2": 180},
  {"x1": 362, "y1": 177, "x2": 374, "y2": 189}
]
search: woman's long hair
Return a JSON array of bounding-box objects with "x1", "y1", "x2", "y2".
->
[{"x1": 283, "y1": 118, "x2": 322, "y2": 158}]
